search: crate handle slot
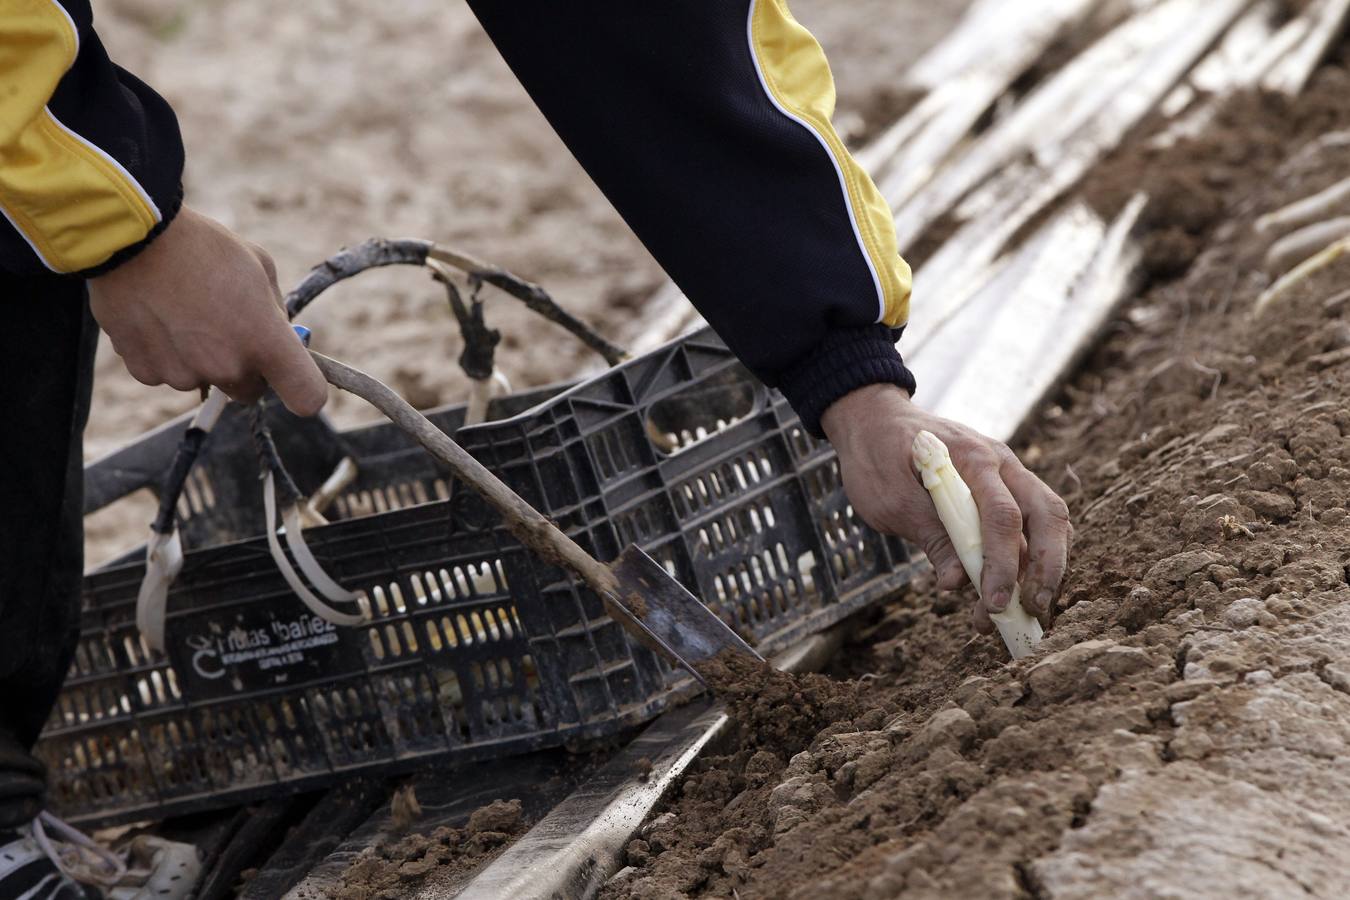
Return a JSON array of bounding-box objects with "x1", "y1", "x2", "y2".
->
[{"x1": 644, "y1": 362, "x2": 765, "y2": 457}]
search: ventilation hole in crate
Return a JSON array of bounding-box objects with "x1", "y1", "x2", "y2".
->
[
  {"x1": 431, "y1": 569, "x2": 455, "y2": 602},
  {"x1": 424, "y1": 620, "x2": 443, "y2": 652},
  {"x1": 433, "y1": 478, "x2": 450, "y2": 500},
  {"x1": 439, "y1": 616, "x2": 460, "y2": 649},
  {"x1": 370, "y1": 586, "x2": 390, "y2": 618},
  {"x1": 437, "y1": 669, "x2": 463, "y2": 713},
  {"x1": 389, "y1": 582, "x2": 407, "y2": 614},
  {"x1": 272, "y1": 737, "x2": 292, "y2": 772},
  {"x1": 760, "y1": 549, "x2": 778, "y2": 580},
  {"x1": 788, "y1": 426, "x2": 815, "y2": 459},
  {"x1": 731, "y1": 462, "x2": 747, "y2": 491},
  {"x1": 150, "y1": 670, "x2": 168, "y2": 704},
  {"x1": 433, "y1": 567, "x2": 452, "y2": 601},
  {"x1": 384, "y1": 625, "x2": 403, "y2": 656},
  {"x1": 797, "y1": 550, "x2": 818, "y2": 595},
  {"x1": 401, "y1": 621, "x2": 419, "y2": 653},
  {"x1": 456, "y1": 614, "x2": 475, "y2": 646},
  {"x1": 121, "y1": 635, "x2": 140, "y2": 668},
  {"x1": 496, "y1": 607, "x2": 516, "y2": 639},
  {"x1": 410, "y1": 572, "x2": 428, "y2": 606},
  {"x1": 749, "y1": 557, "x2": 765, "y2": 587},
  {"x1": 368, "y1": 629, "x2": 385, "y2": 661},
  {"x1": 106, "y1": 687, "x2": 122, "y2": 718},
  {"x1": 474, "y1": 562, "x2": 500, "y2": 595},
  {"x1": 280, "y1": 699, "x2": 298, "y2": 731},
  {"x1": 482, "y1": 608, "x2": 503, "y2": 641},
  {"x1": 452, "y1": 567, "x2": 472, "y2": 598},
  {"x1": 354, "y1": 590, "x2": 373, "y2": 619}
]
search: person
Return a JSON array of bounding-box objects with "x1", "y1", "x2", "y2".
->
[{"x1": 0, "y1": 1, "x2": 1071, "y2": 895}]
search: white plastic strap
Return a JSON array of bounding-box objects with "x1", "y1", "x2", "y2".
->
[
  {"x1": 32, "y1": 811, "x2": 127, "y2": 888},
  {"x1": 282, "y1": 503, "x2": 360, "y2": 606},
  {"x1": 465, "y1": 368, "x2": 513, "y2": 426},
  {"x1": 309, "y1": 455, "x2": 359, "y2": 515},
  {"x1": 135, "y1": 529, "x2": 183, "y2": 653},
  {"x1": 264, "y1": 471, "x2": 365, "y2": 627},
  {"x1": 189, "y1": 388, "x2": 229, "y2": 433}
]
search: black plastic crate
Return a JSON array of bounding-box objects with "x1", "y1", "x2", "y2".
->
[{"x1": 40, "y1": 328, "x2": 916, "y2": 825}]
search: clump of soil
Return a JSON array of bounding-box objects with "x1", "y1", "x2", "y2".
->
[
  {"x1": 1086, "y1": 66, "x2": 1350, "y2": 282},
  {"x1": 697, "y1": 652, "x2": 865, "y2": 756},
  {"x1": 334, "y1": 799, "x2": 524, "y2": 900},
  {"x1": 604, "y1": 60, "x2": 1350, "y2": 900}
]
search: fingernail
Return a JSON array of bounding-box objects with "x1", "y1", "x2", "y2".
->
[
  {"x1": 1036, "y1": 589, "x2": 1054, "y2": 614},
  {"x1": 989, "y1": 589, "x2": 1011, "y2": 612}
]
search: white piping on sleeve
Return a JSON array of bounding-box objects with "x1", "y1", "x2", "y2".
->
[
  {"x1": 49, "y1": 0, "x2": 80, "y2": 55},
  {"x1": 744, "y1": 0, "x2": 887, "y2": 324},
  {"x1": 46, "y1": 109, "x2": 163, "y2": 222},
  {"x1": 0, "y1": 4, "x2": 162, "y2": 273}
]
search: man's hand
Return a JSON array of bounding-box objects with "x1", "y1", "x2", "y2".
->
[
  {"x1": 821, "y1": 384, "x2": 1071, "y2": 634},
  {"x1": 88, "y1": 207, "x2": 327, "y2": 416}
]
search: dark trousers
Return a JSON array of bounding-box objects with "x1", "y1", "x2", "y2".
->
[{"x1": 0, "y1": 275, "x2": 97, "y2": 827}]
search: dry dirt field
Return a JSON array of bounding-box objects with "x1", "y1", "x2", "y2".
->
[
  {"x1": 595, "y1": 60, "x2": 1350, "y2": 900},
  {"x1": 85, "y1": 0, "x2": 968, "y2": 563},
  {"x1": 76, "y1": 4, "x2": 1350, "y2": 897}
]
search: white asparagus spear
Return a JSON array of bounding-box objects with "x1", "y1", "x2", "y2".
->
[{"x1": 912, "y1": 430, "x2": 1043, "y2": 659}]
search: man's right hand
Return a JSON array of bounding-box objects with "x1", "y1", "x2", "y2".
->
[{"x1": 88, "y1": 207, "x2": 327, "y2": 416}]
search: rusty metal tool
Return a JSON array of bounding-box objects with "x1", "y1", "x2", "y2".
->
[{"x1": 310, "y1": 351, "x2": 764, "y2": 688}]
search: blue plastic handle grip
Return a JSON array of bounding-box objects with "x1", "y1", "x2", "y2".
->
[{"x1": 292, "y1": 324, "x2": 312, "y2": 346}]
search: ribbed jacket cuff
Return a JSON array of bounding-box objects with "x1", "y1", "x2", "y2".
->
[
  {"x1": 73, "y1": 183, "x2": 185, "y2": 280},
  {"x1": 778, "y1": 324, "x2": 916, "y2": 438}
]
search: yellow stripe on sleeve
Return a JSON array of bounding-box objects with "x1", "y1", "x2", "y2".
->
[
  {"x1": 0, "y1": 0, "x2": 160, "y2": 273},
  {"x1": 747, "y1": 0, "x2": 912, "y2": 327}
]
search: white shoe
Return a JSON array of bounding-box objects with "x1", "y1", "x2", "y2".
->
[{"x1": 8, "y1": 814, "x2": 200, "y2": 900}]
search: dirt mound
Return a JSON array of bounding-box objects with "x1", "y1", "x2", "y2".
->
[
  {"x1": 1086, "y1": 66, "x2": 1350, "y2": 283},
  {"x1": 329, "y1": 798, "x2": 525, "y2": 900},
  {"x1": 697, "y1": 652, "x2": 867, "y2": 757},
  {"x1": 603, "y1": 62, "x2": 1350, "y2": 900}
]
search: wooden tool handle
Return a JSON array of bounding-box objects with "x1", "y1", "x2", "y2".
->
[{"x1": 310, "y1": 351, "x2": 619, "y2": 596}]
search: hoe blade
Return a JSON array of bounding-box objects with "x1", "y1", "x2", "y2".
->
[{"x1": 609, "y1": 545, "x2": 764, "y2": 681}]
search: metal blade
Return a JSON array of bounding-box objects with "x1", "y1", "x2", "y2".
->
[{"x1": 609, "y1": 545, "x2": 764, "y2": 678}]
